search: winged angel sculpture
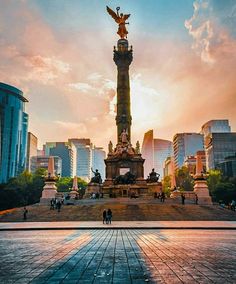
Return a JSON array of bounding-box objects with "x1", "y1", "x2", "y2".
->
[{"x1": 106, "y1": 6, "x2": 130, "y2": 39}]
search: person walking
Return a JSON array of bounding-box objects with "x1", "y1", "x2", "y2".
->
[
  {"x1": 160, "y1": 192, "x2": 165, "y2": 203},
  {"x1": 102, "y1": 209, "x2": 107, "y2": 224},
  {"x1": 57, "y1": 200, "x2": 62, "y2": 212},
  {"x1": 23, "y1": 207, "x2": 28, "y2": 221},
  {"x1": 181, "y1": 193, "x2": 185, "y2": 205},
  {"x1": 107, "y1": 208, "x2": 112, "y2": 224}
]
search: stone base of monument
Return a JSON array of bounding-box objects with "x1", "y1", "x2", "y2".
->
[
  {"x1": 85, "y1": 183, "x2": 101, "y2": 198},
  {"x1": 194, "y1": 179, "x2": 212, "y2": 205},
  {"x1": 102, "y1": 184, "x2": 148, "y2": 198},
  {"x1": 40, "y1": 181, "x2": 57, "y2": 204},
  {"x1": 69, "y1": 190, "x2": 78, "y2": 199},
  {"x1": 170, "y1": 190, "x2": 197, "y2": 201},
  {"x1": 147, "y1": 182, "x2": 162, "y2": 196}
]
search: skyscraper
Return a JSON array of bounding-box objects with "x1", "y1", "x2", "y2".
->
[
  {"x1": 30, "y1": 156, "x2": 62, "y2": 176},
  {"x1": 92, "y1": 147, "x2": 106, "y2": 181},
  {"x1": 49, "y1": 142, "x2": 74, "y2": 177},
  {"x1": 141, "y1": 130, "x2": 154, "y2": 178},
  {"x1": 201, "y1": 120, "x2": 231, "y2": 137},
  {"x1": 154, "y1": 139, "x2": 173, "y2": 178},
  {"x1": 0, "y1": 82, "x2": 28, "y2": 183},
  {"x1": 26, "y1": 132, "x2": 38, "y2": 172},
  {"x1": 205, "y1": 133, "x2": 236, "y2": 170},
  {"x1": 173, "y1": 133, "x2": 204, "y2": 169},
  {"x1": 68, "y1": 139, "x2": 92, "y2": 182},
  {"x1": 142, "y1": 130, "x2": 173, "y2": 179}
]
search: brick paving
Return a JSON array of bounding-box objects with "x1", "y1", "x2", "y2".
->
[{"x1": 0, "y1": 230, "x2": 236, "y2": 283}]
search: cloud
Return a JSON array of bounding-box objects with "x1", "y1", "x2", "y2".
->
[
  {"x1": 69, "y1": 82, "x2": 94, "y2": 93},
  {"x1": 185, "y1": 1, "x2": 215, "y2": 63},
  {"x1": 185, "y1": 0, "x2": 236, "y2": 64}
]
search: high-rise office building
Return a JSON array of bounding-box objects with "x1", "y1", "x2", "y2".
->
[
  {"x1": 142, "y1": 130, "x2": 172, "y2": 179},
  {"x1": 0, "y1": 82, "x2": 28, "y2": 183},
  {"x1": 205, "y1": 133, "x2": 236, "y2": 170},
  {"x1": 92, "y1": 147, "x2": 106, "y2": 181},
  {"x1": 217, "y1": 154, "x2": 236, "y2": 177},
  {"x1": 68, "y1": 139, "x2": 92, "y2": 182},
  {"x1": 184, "y1": 151, "x2": 206, "y2": 175},
  {"x1": 30, "y1": 156, "x2": 62, "y2": 175},
  {"x1": 26, "y1": 132, "x2": 38, "y2": 172},
  {"x1": 141, "y1": 130, "x2": 154, "y2": 178},
  {"x1": 201, "y1": 120, "x2": 231, "y2": 137},
  {"x1": 49, "y1": 142, "x2": 74, "y2": 177},
  {"x1": 154, "y1": 139, "x2": 173, "y2": 179},
  {"x1": 173, "y1": 133, "x2": 204, "y2": 169}
]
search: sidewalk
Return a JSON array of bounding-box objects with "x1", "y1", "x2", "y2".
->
[{"x1": 0, "y1": 221, "x2": 236, "y2": 230}]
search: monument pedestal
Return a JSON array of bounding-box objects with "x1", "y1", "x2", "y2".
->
[
  {"x1": 69, "y1": 190, "x2": 78, "y2": 199},
  {"x1": 147, "y1": 182, "x2": 162, "y2": 196},
  {"x1": 85, "y1": 183, "x2": 101, "y2": 198},
  {"x1": 40, "y1": 181, "x2": 57, "y2": 204},
  {"x1": 194, "y1": 178, "x2": 212, "y2": 205}
]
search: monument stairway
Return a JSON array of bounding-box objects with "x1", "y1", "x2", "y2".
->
[{"x1": 0, "y1": 200, "x2": 236, "y2": 222}]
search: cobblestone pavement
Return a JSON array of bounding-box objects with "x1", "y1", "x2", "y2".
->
[{"x1": 0, "y1": 230, "x2": 235, "y2": 283}]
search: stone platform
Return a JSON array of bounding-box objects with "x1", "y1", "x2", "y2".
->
[{"x1": 0, "y1": 229, "x2": 236, "y2": 283}]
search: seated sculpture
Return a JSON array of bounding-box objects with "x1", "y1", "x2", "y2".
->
[
  {"x1": 90, "y1": 168, "x2": 102, "y2": 184},
  {"x1": 113, "y1": 171, "x2": 136, "y2": 185},
  {"x1": 147, "y1": 168, "x2": 160, "y2": 183}
]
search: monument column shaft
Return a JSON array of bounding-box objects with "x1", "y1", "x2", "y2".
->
[
  {"x1": 116, "y1": 66, "x2": 131, "y2": 142},
  {"x1": 114, "y1": 39, "x2": 133, "y2": 143}
]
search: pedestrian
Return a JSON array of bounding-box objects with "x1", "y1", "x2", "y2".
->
[
  {"x1": 181, "y1": 193, "x2": 185, "y2": 205},
  {"x1": 160, "y1": 192, "x2": 165, "y2": 203},
  {"x1": 195, "y1": 194, "x2": 198, "y2": 205},
  {"x1": 57, "y1": 200, "x2": 62, "y2": 212},
  {"x1": 50, "y1": 199, "x2": 54, "y2": 210},
  {"x1": 23, "y1": 207, "x2": 28, "y2": 221},
  {"x1": 102, "y1": 209, "x2": 107, "y2": 224},
  {"x1": 107, "y1": 208, "x2": 112, "y2": 224}
]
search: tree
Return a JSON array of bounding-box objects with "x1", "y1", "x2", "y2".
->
[
  {"x1": 57, "y1": 177, "x2": 73, "y2": 192},
  {"x1": 207, "y1": 170, "x2": 236, "y2": 203},
  {"x1": 162, "y1": 175, "x2": 171, "y2": 196},
  {"x1": 175, "y1": 166, "x2": 194, "y2": 191}
]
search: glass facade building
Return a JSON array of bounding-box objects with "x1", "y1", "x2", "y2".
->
[
  {"x1": 205, "y1": 133, "x2": 236, "y2": 170},
  {"x1": 68, "y1": 139, "x2": 92, "y2": 182},
  {"x1": 201, "y1": 120, "x2": 231, "y2": 137},
  {"x1": 30, "y1": 156, "x2": 62, "y2": 176},
  {"x1": 0, "y1": 82, "x2": 28, "y2": 183},
  {"x1": 92, "y1": 147, "x2": 106, "y2": 181},
  {"x1": 153, "y1": 139, "x2": 173, "y2": 179},
  {"x1": 173, "y1": 133, "x2": 204, "y2": 169},
  {"x1": 49, "y1": 142, "x2": 74, "y2": 177},
  {"x1": 217, "y1": 154, "x2": 236, "y2": 177}
]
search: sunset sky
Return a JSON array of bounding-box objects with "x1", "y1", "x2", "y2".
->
[{"x1": 1, "y1": 0, "x2": 236, "y2": 150}]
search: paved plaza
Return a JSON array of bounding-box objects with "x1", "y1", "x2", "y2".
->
[{"x1": 0, "y1": 229, "x2": 236, "y2": 283}]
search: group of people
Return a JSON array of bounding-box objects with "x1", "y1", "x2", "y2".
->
[
  {"x1": 102, "y1": 208, "x2": 113, "y2": 224},
  {"x1": 50, "y1": 198, "x2": 63, "y2": 212},
  {"x1": 154, "y1": 192, "x2": 166, "y2": 202},
  {"x1": 90, "y1": 192, "x2": 103, "y2": 199}
]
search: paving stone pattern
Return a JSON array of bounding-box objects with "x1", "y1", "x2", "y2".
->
[{"x1": 0, "y1": 230, "x2": 236, "y2": 283}]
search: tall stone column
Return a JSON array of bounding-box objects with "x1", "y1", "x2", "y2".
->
[{"x1": 114, "y1": 39, "x2": 133, "y2": 143}]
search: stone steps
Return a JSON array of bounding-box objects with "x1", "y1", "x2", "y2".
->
[{"x1": 0, "y1": 202, "x2": 236, "y2": 222}]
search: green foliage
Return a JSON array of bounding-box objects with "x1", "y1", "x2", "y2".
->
[
  {"x1": 0, "y1": 169, "x2": 45, "y2": 210},
  {"x1": 207, "y1": 170, "x2": 236, "y2": 203},
  {"x1": 175, "y1": 166, "x2": 194, "y2": 191},
  {"x1": 57, "y1": 177, "x2": 73, "y2": 192},
  {"x1": 162, "y1": 175, "x2": 171, "y2": 196},
  {"x1": 207, "y1": 169, "x2": 222, "y2": 192},
  {"x1": 56, "y1": 177, "x2": 88, "y2": 195}
]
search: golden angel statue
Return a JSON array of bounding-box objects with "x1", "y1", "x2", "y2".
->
[{"x1": 106, "y1": 6, "x2": 130, "y2": 39}]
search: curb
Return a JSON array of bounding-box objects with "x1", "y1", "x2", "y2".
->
[{"x1": 1, "y1": 226, "x2": 236, "y2": 231}]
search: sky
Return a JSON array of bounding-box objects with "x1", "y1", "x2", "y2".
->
[{"x1": 1, "y1": 0, "x2": 236, "y2": 150}]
